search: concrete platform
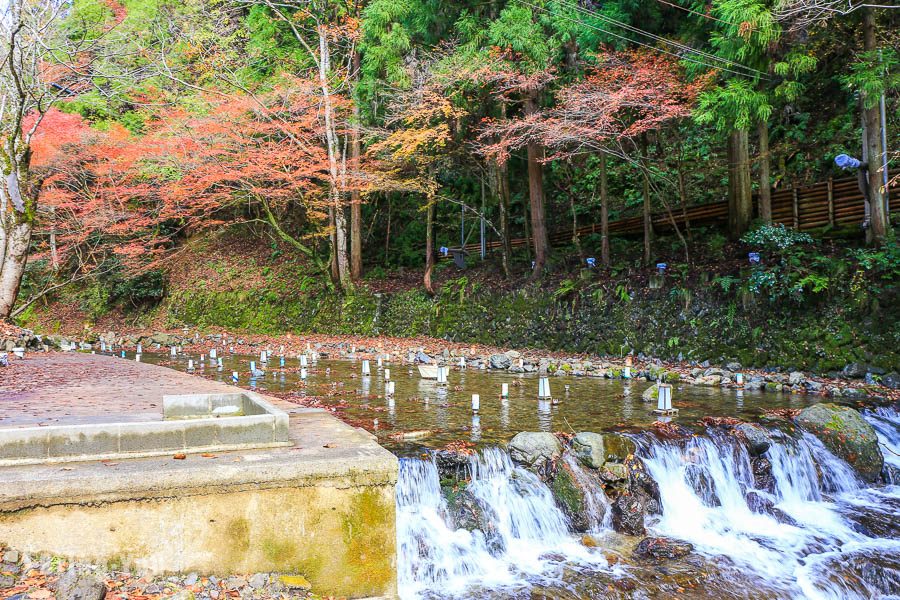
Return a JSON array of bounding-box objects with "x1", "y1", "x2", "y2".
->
[{"x1": 0, "y1": 353, "x2": 398, "y2": 599}]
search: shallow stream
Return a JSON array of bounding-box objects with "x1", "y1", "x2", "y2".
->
[{"x1": 133, "y1": 350, "x2": 900, "y2": 599}]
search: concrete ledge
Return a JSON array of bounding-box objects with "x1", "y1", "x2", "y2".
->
[
  {"x1": 0, "y1": 410, "x2": 399, "y2": 599},
  {"x1": 0, "y1": 391, "x2": 291, "y2": 466}
]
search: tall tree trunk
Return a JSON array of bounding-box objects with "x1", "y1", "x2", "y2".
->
[
  {"x1": 524, "y1": 93, "x2": 549, "y2": 280},
  {"x1": 757, "y1": 120, "x2": 772, "y2": 224},
  {"x1": 350, "y1": 49, "x2": 363, "y2": 280},
  {"x1": 728, "y1": 129, "x2": 753, "y2": 240},
  {"x1": 318, "y1": 26, "x2": 351, "y2": 290},
  {"x1": 862, "y1": 7, "x2": 888, "y2": 244},
  {"x1": 423, "y1": 199, "x2": 435, "y2": 295},
  {"x1": 0, "y1": 220, "x2": 32, "y2": 319},
  {"x1": 640, "y1": 138, "x2": 653, "y2": 266},
  {"x1": 599, "y1": 152, "x2": 610, "y2": 267},
  {"x1": 496, "y1": 160, "x2": 512, "y2": 279}
]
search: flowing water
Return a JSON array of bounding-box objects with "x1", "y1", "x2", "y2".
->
[{"x1": 132, "y1": 350, "x2": 900, "y2": 598}]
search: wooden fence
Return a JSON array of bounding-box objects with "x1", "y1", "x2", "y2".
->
[{"x1": 459, "y1": 173, "x2": 898, "y2": 255}]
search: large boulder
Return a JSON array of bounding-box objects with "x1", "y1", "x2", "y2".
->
[
  {"x1": 488, "y1": 354, "x2": 511, "y2": 370},
  {"x1": 795, "y1": 403, "x2": 884, "y2": 482},
  {"x1": 507, "y1": 432, "x2": 562, "y2": 470},
  {"x1": 571, "y1": 432, "x2": 606, "y2": 469}
]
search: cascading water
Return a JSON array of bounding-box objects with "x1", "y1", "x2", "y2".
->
[
  {"x1": 396, "y1": 448, "x2": 611, "y2": 599},
  {"x1": 640, "y1": 418, "x2": 900, "y2": 600},
  {"x1": 397, "y1": 408, "x2": 900, "y2": 599},
  {"x1": 865, "y1": 405, "x2": 900, "y2": 479}
]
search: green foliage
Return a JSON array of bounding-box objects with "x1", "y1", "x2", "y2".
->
[
  {"x1": 842, "y1": 49, "x2": 900, "y2": 110},
  {"x1": 742, "y1": 224, "x2": 814, "y2": 251}
]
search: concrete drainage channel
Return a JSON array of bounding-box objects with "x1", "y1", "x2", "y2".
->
[{"x1": 0, "y1": 392, "x2": 291, "y2": 465}]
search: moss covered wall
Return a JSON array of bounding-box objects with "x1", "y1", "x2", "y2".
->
[{"x1": 165, "y1": 279, "x2": 899, "y2": 374}]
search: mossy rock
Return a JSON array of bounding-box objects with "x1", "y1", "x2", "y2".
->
[
  {"x1": 795, "y1": 403, "x2": 884, "y2": 482},
  {"x1": 603, "y1": 434, "x2": 637, "y2": 463},
  {"x1": 550, "y1": 457, "x2": 589, "y2": 532}
]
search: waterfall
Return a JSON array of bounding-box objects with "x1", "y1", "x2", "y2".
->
[
  {"x1": 396, "y1": 409, "x2": 900, "y2": 599},
  {"x1": 560, "y1": 452, "x2": 612, "y2": 532},
  {"x1": 864, "y1": 405, "x2": 900, "y2": 479},
  {"x1": 640, "y1": 420, "x2": 899, "y2": 599},
  {"x1": 396, "y1": 449, "x2": 609, "y2": 599}
]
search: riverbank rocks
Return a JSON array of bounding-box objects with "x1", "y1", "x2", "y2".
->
[
  {"x1": 488, "y1": 354, "x2": 511, "y2": 370},
  {"x1": 641, "y1": 384, "x2": 659, "y2": 402},
  {"x1": 508, "y1": 432, "x2": 562, "y2": 470},
  {"x1": 795, "y1": 403, "x2": 883, "y2": 482},
  {"x1": 634, "y1": 537, "x2": 694, "y2": 560}
]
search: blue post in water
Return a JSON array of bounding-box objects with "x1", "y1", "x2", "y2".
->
[
  {"x1": 121, "y1": 350, "x2": 125, "y2": 358},
  {"x1": 280, "y1": 355, "x2": 285, "y2": 368}
]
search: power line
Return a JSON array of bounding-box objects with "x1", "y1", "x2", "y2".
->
[
  {"x1": 653, "y1": 0, "x2": 735, "y2": 25},
  {"x1": 516, "y1": 0, "x2": 770, "y2": 80},
  {"x1": 554, "y1": 0, "x2": 770, "y2": 79}
]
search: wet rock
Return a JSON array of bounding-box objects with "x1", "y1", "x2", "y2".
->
[
  {"x1": 248, "y1": 573, "x2": 267, "y2": 589},
  {"x1": 744, "y1": 377, "x2": 766, "y2": 391},
  {"x1": 696, "y1": 375, "x2": 722, "y2": 386},
  {"x1": 57, "y1": 568, "x2": 107, "y2": 600},
  {"x1": 634, "y1": 536, "x2": 694, "y2": 560},
  {"x1": 796, "y1": 403, "x2": 883, "y2": 482},
  {"x1": 571, "y1": 432, "x2": 605, "y2": 469},
  {"x1": 788, "y1": 371, "x2": 805, "y2": 386},
  {"x1": 447, "y1": 489, "x2": 504, "y2": 553},
  {"x1": 684, "y1": 463, "x2": 720, "y2": 507},
  {"x1": 603, "y1": 434, "x2": 637, "y2": 463},
  {"x1": 415, "y1": 351, "x2": 433, "y2": 364},
  {"x1": 745, "y1": 491, "x2": 798, "y2": 526},
  {"x1": 433, "y1": 449, "x2": 471, "y2": 481},
  {"x1": 508, "y1": 432, "x2": 562, "y2": 470},
  {"x1": 550, "y1": 457, "x2": 591, "y2": 532},
  {"x1": 725, "y1": 361, "x2": 742, "y2": 372},
  {"x1": 610, "y1": 493, "x2": 646, "y2": 535},
  {"x1": 600, "y1": 463, "x2": 627, "y2": 482},
  {"x1": 751, "y1": 457, "x2": 775, "y2": 493},
  {"x1": 735, "y1": 423, "x2": 771, "y2": 456},
  {"x1": 488, "y1": 354, "x2": 511, "y2": 370},
  {"x1": 804, "y1": 380, "x2": 824, "y2": 393},
  {"x1": 2, "y1": 550, "x2": 19, "y2": 563},
  {"x1": 703, "y1": 368, "x2": 731, "y2": 378},
  {"x1": 641, "y1": 384, "x2": 659, "y2": 402},
  {"x1": 624, "y1": 456, "x2": 660, "y2": 514}
]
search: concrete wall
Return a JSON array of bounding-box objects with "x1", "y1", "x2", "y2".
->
[{"x1": 0, "y1": 482, "x2": 396, "y2": 599}]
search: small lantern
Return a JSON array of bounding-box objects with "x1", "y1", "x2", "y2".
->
[
  {"x1": 471, "y1": 394, "x2": 480, "y2": 413},
  {"x1": 749, "y1": 252, "x2": 761, "y2": 264},
  {"x1": 586, "y1": 257, "x2": 596, "y2": 268},
  {"x1": 538, "y1": 377, "x2": 552, "y2": 399},
  {"x1": 362, "y1": 360, "x2": 371, "y2": 376},
  {"x1": 501, "y1": 383, "x2": 509, "y2": 398},
  {"x1": 656, "y1": 263, "x2": 667, "y2": 274}
]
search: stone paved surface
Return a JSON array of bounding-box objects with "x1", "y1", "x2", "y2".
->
[{"x1": 0, "y1": 352, "x2": 241, "y2": 428}]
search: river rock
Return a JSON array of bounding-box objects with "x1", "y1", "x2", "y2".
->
[
  {"x1": 751, "y1": 457, "x2": 775, "y2": 493},
  {"x1": 57, "y1": 568, "x2": 107, "y2": 600},
  {"x1": 842, "y1": 362, "x2": 868, "y2": 379},
  {"x1": 610, "y1": 493, "x2": 646, "y2": 536},
  {"x1": 604, "y1": 434, "x2": 637, "y2": 463},
  {"x1": 883, "y1": 372, "x2": 900, "y2": 390},
  {"x1": 634, "y1": 536, "x2": 694, "y2": 560},
  {"x1": 550, "y1": 457, "x2": 592, "y2": 532},
  {"x1": 488, "y1": 354, "x2": 511, "y2": 370},
  {"x1": 447, "y1": 489, "x2": 504, "y2": 553},
  {"x1": 795, "y1": 403, "x2": 884, "y2": 482},
  {"x1": 624, "y1": 456, "x2": 660, "y2": 514},
  {"x1": 571, "y1": 432, "x2": 605, "y2": 469},
  {"x1": 684, "y1": 463, "x2": 720, "y2": 507},
  {"x1": 641, "y1": 384, "x2": 659, "y2": 402},
  {"x1": 745, "y1": 491, "x2": 798, "y2": 526},
  {"x1": 789, "y1": 371, "x2": 805, "y2": 386},
  {"x1": 735, "y1": 423, "x2": 772, "y2": 456},
  {"x1": 433, "y1": 449, "x2": 472, "y2": 481},
  {"x1": 508, "y1": 432, "x2": 562, "y2": 469}
]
